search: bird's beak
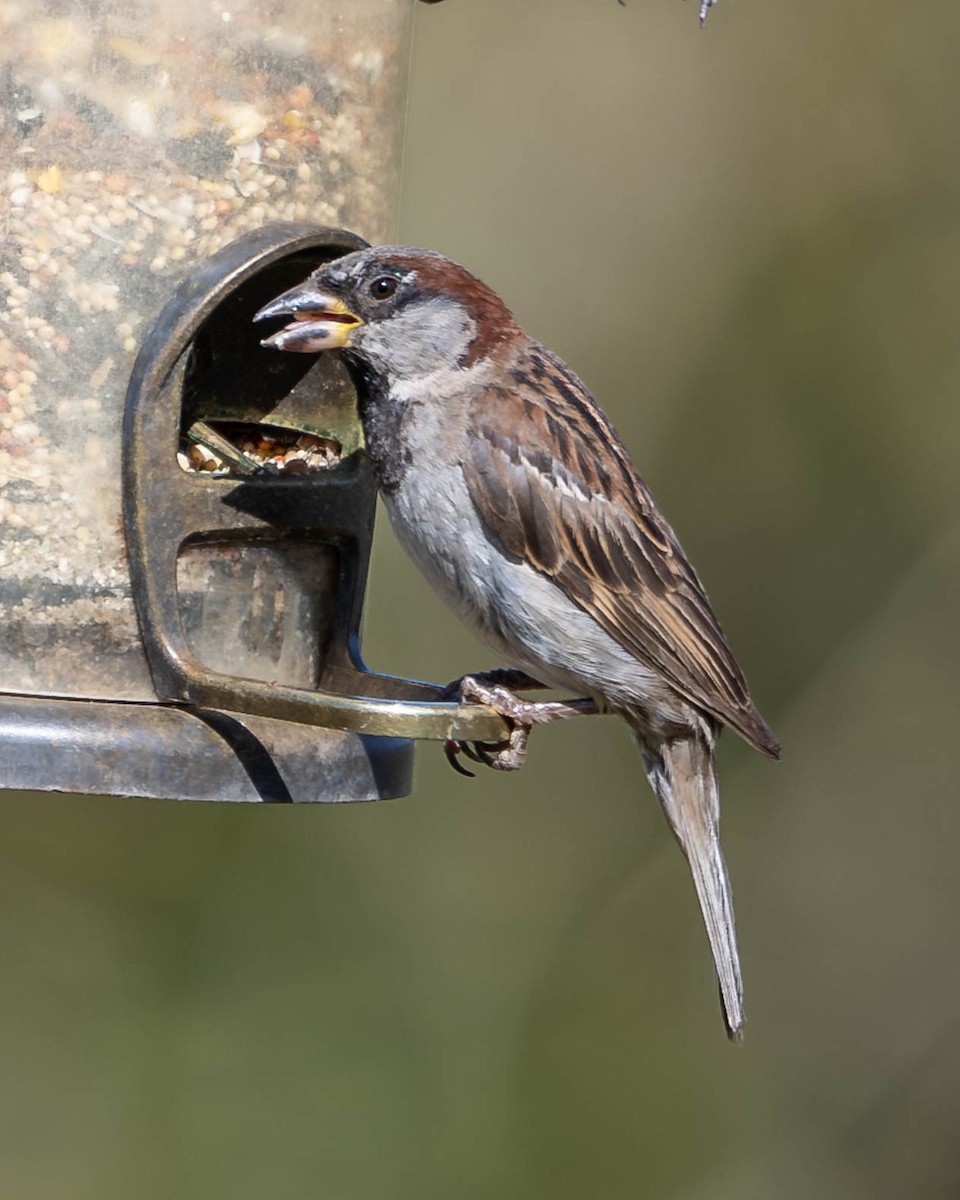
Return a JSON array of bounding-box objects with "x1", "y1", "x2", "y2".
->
[{"x1": 254, "y1": 278, "x2": 363, "y2": 352}]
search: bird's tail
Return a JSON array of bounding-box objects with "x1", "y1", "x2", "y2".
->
[{"x1": 637, "y1": 731, "x2": 744, "y2": 1041}]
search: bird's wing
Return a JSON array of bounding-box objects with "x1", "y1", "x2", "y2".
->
[{"x1": 465, "y1": 348, "x2": 780, "y2": 759}]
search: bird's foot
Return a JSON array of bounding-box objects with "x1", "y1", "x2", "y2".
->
[
  {"x1": 442, "y1": 671, "x2": 596, "y2": 776},
  {"x1": 439, "y1": 669, "x2": 547, "y2": 701}
]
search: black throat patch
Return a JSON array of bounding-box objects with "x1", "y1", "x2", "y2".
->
[{"x1": 347, "y1": 359, "x2": 411, "y2": 495}]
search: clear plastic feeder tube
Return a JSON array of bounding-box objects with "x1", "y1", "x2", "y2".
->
[{"x1": 0, "y1": 0, "x2": 414, "y2": 700}]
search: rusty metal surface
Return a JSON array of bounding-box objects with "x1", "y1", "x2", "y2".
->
[{"x1": 0, "y1": 693, "x2": 412, "y2": 803}]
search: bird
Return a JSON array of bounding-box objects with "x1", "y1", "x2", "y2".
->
[{"x1": 255, "y1": 245, "x2": 779, "y2": 1040}]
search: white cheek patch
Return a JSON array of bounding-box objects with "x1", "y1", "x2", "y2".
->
[{"x1": 356, "y1": 298, "x2": 476, "y2": 379}]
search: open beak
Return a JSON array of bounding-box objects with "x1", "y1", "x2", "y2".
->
[{"x1": 254, "y1": 278, "x2": 363, "y2": 352}]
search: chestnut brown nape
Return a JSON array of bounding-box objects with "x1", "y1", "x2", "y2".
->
[{"x1": 370, "y1": 249, "x2": 521, "y2": 366}]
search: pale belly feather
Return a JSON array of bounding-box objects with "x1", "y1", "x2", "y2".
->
[{"x1": 384, "y1": 455, "x2": 683, "y2": 725}]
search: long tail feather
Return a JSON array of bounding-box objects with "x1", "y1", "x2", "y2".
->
[{"x1": 638, "y1": 733, "x2": 744, "y2": 1040}]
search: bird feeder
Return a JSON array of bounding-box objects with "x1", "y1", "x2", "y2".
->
[{"x1": 0, "y1": 0, "x2": 504, "y2": 803}]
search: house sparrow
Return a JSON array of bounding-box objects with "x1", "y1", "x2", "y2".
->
[{"x1": 255, "y1": 246, "x2": 779, "y2": 1040}]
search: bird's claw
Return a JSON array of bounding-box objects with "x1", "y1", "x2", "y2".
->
[
  {"x1": 443, "y1": 736, "x2": 507, "y2": 775},
  {"x1": 442, "y1": 672, "x2": 596, "y2": 776},
  {"x1": 444, "y1": 740, "x2": 478, "y2": 777},
  {"x1": 443, "y1": 732, "x2": 530, "y2": 775}
]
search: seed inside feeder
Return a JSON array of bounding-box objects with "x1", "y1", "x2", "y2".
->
[{"x1": 179, "y1": 421, "x2": 342, "y2": 477}]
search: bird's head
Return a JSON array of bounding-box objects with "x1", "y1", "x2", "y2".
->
[{"x1": 255, "y1": 246, "x2": 519, "y2": 381}]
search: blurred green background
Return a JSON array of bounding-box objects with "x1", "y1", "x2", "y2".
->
[{"x1": 4, "y1": 0, "x2": 960, "y2": 1195}]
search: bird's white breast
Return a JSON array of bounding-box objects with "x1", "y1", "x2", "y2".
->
[{"x1": 381, "y1": 371, "x2": 676, "y2": 718}]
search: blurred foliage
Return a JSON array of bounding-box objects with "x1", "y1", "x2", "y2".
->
[{"x1": 3, "y1": 0, "x2": 960, "y2": 1195}]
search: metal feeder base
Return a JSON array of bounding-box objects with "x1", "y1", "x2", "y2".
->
[{"x1": 0, "y1": 694, "x2": 411, "y2": 804}]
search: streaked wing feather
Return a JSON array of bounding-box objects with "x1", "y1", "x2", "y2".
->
[{"x1": 466, "y1": 349, "x2": 780, "y2": 758}]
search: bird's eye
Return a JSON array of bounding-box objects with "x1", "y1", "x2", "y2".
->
[{"x1": 369, "y1": 276, "x2": 398, "y2": 300}]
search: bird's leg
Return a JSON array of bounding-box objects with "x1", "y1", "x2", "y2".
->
[
  {"x1": 439, "y1": 669, "x2": 548, "y2": 701},
  {"x1": 442, "y1": 671, "x2": 596, "y2": 775}
]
